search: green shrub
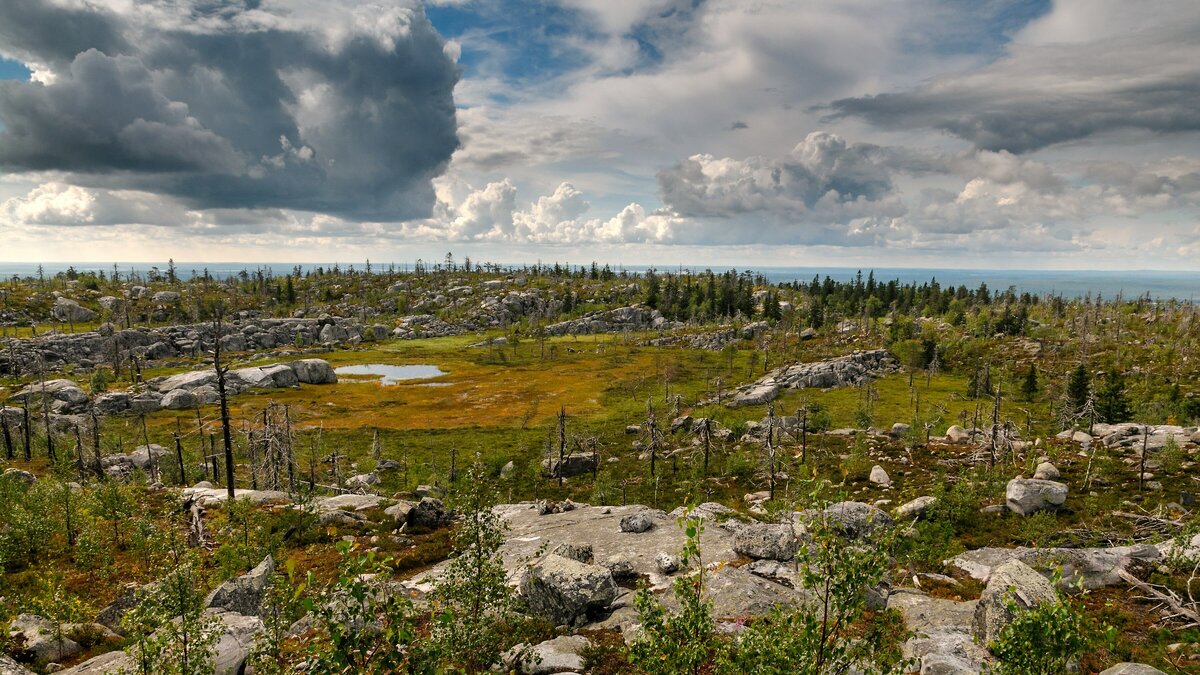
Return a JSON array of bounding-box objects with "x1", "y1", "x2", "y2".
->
[
  {"x1": 629, "y1": 511, "x2": 725, "y2": 675},
  {"x1": 990, "y1": 586, "x2": 1091, "y2": 675},
  {"x1": 718, "y1": 507, "x2": 911, "y2": 674}
]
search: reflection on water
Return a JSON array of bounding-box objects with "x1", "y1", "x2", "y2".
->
[{"x1": 334, "y1": 364, "x2": 447, "y2": 385}]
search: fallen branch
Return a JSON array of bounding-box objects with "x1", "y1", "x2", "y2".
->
[{"x1": 1117, "y1": 568, "x2": 1200, "y2": 627}]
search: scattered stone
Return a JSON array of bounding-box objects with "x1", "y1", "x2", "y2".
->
[
  {"x1": 408, "y1": 497, "x2": 450, "y2": 530},
  {"x1": 655, "y1": 552, "x2": 681, "y2": 574},
  {"x1": 869, "y1": 465, "x2": 892, "y2": 487},
  {"x1": 619, "y1": 511, "x2": 655, "y2": 533},
  {"x1": 1005, "y1": 478, "x2": 1068, "y2": 516},
  {"x1": 895, "y1": 496, "x2": 938, "y2": 520},
  {"x1": 1032, "y1": 462, "x2": 1061, "y2": 481}
]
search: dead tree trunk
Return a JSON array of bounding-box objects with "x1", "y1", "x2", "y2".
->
[
  {"x1": 213, "y1": 310, "x2": 236, "y2": 500},
  {"x1": 557, "y1": 406, "x2": 567, "y2": 488},
  {"x1": 22, "y1": 396, "x2": 31, "y2": 461},
  {"x1": 1, "y1": 412, "x2": 13, "y2": 460},
  {"x1": 90, "y1": 412, "x2": 103, "y2": 478}
]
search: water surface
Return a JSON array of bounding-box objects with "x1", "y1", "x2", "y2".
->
[{"x1": 334, "y1": 364, "x2": 446, "y2": 385}]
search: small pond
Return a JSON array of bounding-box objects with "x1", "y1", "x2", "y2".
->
[{"x1": 334, "y1": 364, "x2": 447, "y2": 385}]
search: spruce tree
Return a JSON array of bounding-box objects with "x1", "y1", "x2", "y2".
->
[
  {"x1": 1095, "y1": 371, "x2": 1132, "y2": 423},
  {"x1": 1021, "y1": 364, "x2": 1038, "y2": 401},
  {"x1": 1067, "y1": 364, "x2": 1091, "y2": 414}
]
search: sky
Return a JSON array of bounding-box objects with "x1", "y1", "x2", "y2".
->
[{"x1": 1, "y1": 0, "x2": 1199, "y2": 269}]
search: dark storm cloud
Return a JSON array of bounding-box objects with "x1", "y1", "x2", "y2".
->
[
  {"x1": 0, "y1": 0, "x2": 461, "y2": 221},
  {"x1": 824, "y1": 12, "x2": 1200, "y2": 154}
]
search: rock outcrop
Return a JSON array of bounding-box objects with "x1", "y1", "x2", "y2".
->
[{"x1": 726, "y1": 350, "x2": 897, "y2": 406}]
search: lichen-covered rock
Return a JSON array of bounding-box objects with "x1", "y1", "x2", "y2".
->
[
  {"x1": 519, "y1": 554, "x2": 618, "y2": 627},
  {"x1": 895, "y1": 496, "x2": 937, "y2": 520},
  {"x1": 205, "y1": 555, "x2": 274, "y2": 616},
  {"x1": 733, "y1": 523, "x2": 799, "y2": 561},
  {"x1": 619, "y1": 511, "x2": 654, "y2": 533},
  {"x1": 1032, "y1": 462, "x2": 1060, "y2": 481},
  {"x1": 161, "y1": 388, "x2": 199, "y2": 410},
  {"x1": 7, "y1": 614, "x2": 83, "y2": 666},
  {"x1": 542, "y1": 452, "x2": 598, "y2": 478},
  {"x1": 972, "y1": 559, "x2": 1056, "y2": 647},
  {"x1": 408, "y1": 497, "x2": 450, "y2": 530},
  {"x1": 1005, "y1": 478, "x2": 1068, "y2": 516}
]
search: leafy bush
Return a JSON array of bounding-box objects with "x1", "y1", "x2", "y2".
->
[
  {"x1": 990, "y1": 584, "x2": 1091, "y2": 675},
  {"x1": 629, "y1": 512, "x2": 724, "y2": 675},
  {"x1": 303, "y1": 543, "x2": 439, "y2": 674},
  {"x1": 719, "y1": 510, "x2": 911, "y2": 675},
  {"x1": 430, "y1": 463, "x2": 532, "y2": 672}
]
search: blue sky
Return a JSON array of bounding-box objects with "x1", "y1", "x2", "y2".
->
[
  {"x1": 1, "y1": 0, "x2": 1199, "y2": 268},
  {"x1": 0, "y1": 58, "x2": 30, "y2": 81}
]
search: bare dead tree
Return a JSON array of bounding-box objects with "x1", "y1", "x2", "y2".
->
[
  {"x1": 213, "y1": 306, "x2": 236, "y2": 500},
  {"x1": 1, "y1": 411, "x2": 13, "y2": 460}
]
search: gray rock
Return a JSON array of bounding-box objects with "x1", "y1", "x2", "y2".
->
[
  {"x1": 869, "y1": 465, "x2": 892, "y2": 487},
  {"x1": 972, "y1": 559, "x2": 1057, "y2": 647},
  {"x1": 128, "y1": 392, "x2": 163, "y2": 414},
  {"x1": 1098, "y1": 664, "x2": 1167, "y2": 675},
  {"x1": 0, "y1": 653, "x2": 34, "y2": 675},
  {"x1": 7, "y1": 614, "x2": 83, "y2": 666},
  {"x1": 619, "y1": 512, "x2": 654, "y2": 533},
  {"x1": 291, "y1": 359, "x2": 337, "y2": 384},
  {"x1": 1033, "y1": 462, "x2": 1061, "y2": 481},
  {"x1": 93, "y1": 391, "x2": 131, "y2": 415},
  {"x1": 207, "y1": 609, "x2": 264, "y2": 675},
  {"x1": 543, "y1": 452, "x2": 598, "y2": 478},
  {"x1": 819, "y1": 501, "x2": 894, "y2": 539},
  {"x1": 945, "y1": 425, "x2": 971, "y2": 443},
  {"x1": 2, "y1": 468, "x2": 36, "y2": 485},
  {"x1": 1005, "y1": 478, "x2": 1068, "y2": 516},
  {"x1": 205, "y1": 555, "x2": 274, "y2": 616},
  {"x1": 384, "y1": 501, "x2": 415, "y2": 524},
  {"x1": 519, "y1": 554, "x2": 619, "y2": 627},
  {"x1": 409, "y1": 497, "x2": 450, "y2": 530},
  {"x1": 152, "y1": 291, "x2": 180, "y2": 304},
  {"x1": 895, "y1": 496, "x2": 938, "y2": 520},
  {"x1": 161, "y1": 388, "x2": 199, "y2": 410},
  {"x1": 551, "y1": 542, "x2": 595, "y2": 564},
  {"x1": 128, "y1": 444, "x2": 169, "y2": 470},
  {"x1": 655, "y1": 552, "x2": 681, "y2": 574},
  {"x1": 733, "y1": 523, "x2": 799, "y2": 561},
  {"x1": 319, "y1": 510, "x2": 367, "y2": 527},
  {"x1": 946, "y1": 543, "x2": 1162, "y2": 589},
  {"x1": 317, "y1": 493, "x2": 386, "y2": 512},
  {"x1": 55, "y1": 650, "x2": 133, "y2": 674},
  {"x1": 52, "y1": 298, "x2": 96, "y2": 323},
  {"x1": 506, "y1": 634, "x2": 589, "y2": 674}
]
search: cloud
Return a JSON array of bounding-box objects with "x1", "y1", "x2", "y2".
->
[
  {"x1": 656, "y1": 132, "x2": 896, "y2": 218},
  {"x1": 0, "y1": 0, "x2": 460, "y2": 220},
  {"x1": 825, "y1": 0, "x2": 1200, "y2": 153}
]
